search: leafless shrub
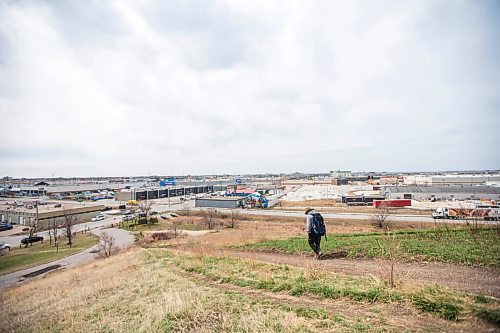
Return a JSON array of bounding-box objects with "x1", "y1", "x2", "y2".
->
[
  {"x1": 97, "y1": 232, "x2": 119, "y2": 258},
  {"x1": 226, "y1": 208, "x2": 240, "y2": 228},
  {"x1": 376, "y1": 234, "x2": 403, "y2": 288},
  {"x1": 63, "y1": 211, "x2": 77, "y2": 248},
  {"x1": 371, "y1": 205, "x2": 391, "y2": 230},
  {"x1": 463, "y1": 214, "x2": 483, "y2": 237},
  {"x1": 202, "y1": 208, "x2": 220, "y2": 230},
  {"x1": 151, "y1": 231, "x2": 176, "y2": 241}
]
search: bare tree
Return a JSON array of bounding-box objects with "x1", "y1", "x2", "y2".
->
[
  {"x1": 172, "y1": 219, "x2": 180, "y2": 238},
  {"x1": 25, "y1": 216, "x2": 41, "y2": 248},
  {"x1": 371, "y1": 202, "x2": 391, "y2": 230},
  {"x1": 48, "y1": 218, "x2": 53, "y2": 245},
  {"x1": 227, "y1": 208, "x2": 240, "y2": 228},
  {"x1": 52, "y1": 219, "x2": 59, "y2": 247},
  {"x1": 63, "y1": 210, "x2": 77, "y2": 248},
  {"x1": 202, "y1": 208, "x2": 219, "y2": 230},
  {"x1": 97, "y1": 232, "x2": 119, "y2": 258},
  {"x1": 138, "y1": 200, "x2": 153, "y2": 227}
]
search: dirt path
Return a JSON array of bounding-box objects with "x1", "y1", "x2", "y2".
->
[
  {"x1": 216, "y1": 250, "x2": 500, "y2": 298},
  {"x1": 170, "y1": 260, "x2": 489, "y2": 332}
]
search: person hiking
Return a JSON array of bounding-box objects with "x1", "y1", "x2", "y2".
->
[{"x1": 305, "y1": 207, "x2": 325, "y2": 259}]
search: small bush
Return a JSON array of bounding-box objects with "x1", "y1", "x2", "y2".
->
[{"x1": 152, "y1": 232, "x2": 175, "y2": 241}]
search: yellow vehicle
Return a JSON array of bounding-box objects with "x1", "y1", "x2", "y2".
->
[{"x1": 126, "y1": 200, "x2": 138, "y2": 206}]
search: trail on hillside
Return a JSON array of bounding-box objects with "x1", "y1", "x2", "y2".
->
[
  {"x1": 167, "y1": 257, "x2": 490, "y2": 333},
  {"x1": 220, "y1": 250, "x2": 500, "y2": 298},
  {"x1": 169, "y1": 263, "x2": 456, "y2": 332}
]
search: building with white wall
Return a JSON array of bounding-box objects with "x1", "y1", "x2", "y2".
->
[
  {"x1": 382, "y1": 186, "x2": 500, "y2": 201},
  {"x1": 403, "y1": 174, "x2": 500, "y2": 186}
]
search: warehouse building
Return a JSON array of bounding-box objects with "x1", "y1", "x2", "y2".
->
[
  {"x1": 0, "y1": 202, "x2": 104, "y2": 227},
  {"x1": 382, "y1": 186, "x2": 500, "y2": 201},
  {"x1": 403, "y1": 174, "x2": 500, "y2": 186},
  {"x1": 195, "y1": 197, "x2": 247, "y2": 209},
  {"x1": 116, "y1": 185, "x2": 216, "y2": 201}
]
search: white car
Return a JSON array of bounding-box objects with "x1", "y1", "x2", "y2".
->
[
  {"x1": 122, "y1": 214, "x2": 135, "y2": 222},
  {"x1": 91, "y1": 214, "x2": 105, "y2": 222},
  {"x1": 0, "y1": 242, "x2": 11, "y2": 251}
]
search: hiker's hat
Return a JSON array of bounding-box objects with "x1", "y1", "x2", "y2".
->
[{"x1": 305, "y1": 208, "x2": 313, "y2": 214}]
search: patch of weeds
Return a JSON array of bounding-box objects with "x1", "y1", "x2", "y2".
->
[
  {"x1": 353, "y1": 319, "x2": 372, "y2": 332},
  {"x1": 475, "y1": 308, "x2": 500, "y2": 327},
  {"x1": 333, "y1": 314, "x2": 346, "y2": 323},
  {"x1": 293, "y1": 307, "x2": 329, "y2": 320},
  {"x1": 412, "y1": 289, "x2": 462, "y2": 321},
  {"x1": 474, "y1": 294, "x2": 491, "y2": 304}
]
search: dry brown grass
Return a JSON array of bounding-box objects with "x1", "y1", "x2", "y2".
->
[
  {"x1": 142, "y1": 213, "x2": 436, "y2": 252},
  {"x1": 1, "y1": 247, "x2": 400, "y2": 333}
]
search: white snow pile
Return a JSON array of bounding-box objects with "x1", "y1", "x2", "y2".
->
[{"x1": 282, "y1": 185, "x2": 375, "y2": 202}]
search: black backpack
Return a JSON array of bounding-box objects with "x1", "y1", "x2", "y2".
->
[{"x1": 312, "y1": 213, "x2": 327, "y2": 240}]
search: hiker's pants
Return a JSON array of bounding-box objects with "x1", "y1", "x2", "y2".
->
[{"x1": 308, "y1": 232, "x2": 321, "y2": 254}]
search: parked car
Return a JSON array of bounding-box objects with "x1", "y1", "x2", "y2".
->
[
  {"x1": 122, "y1": 214, "x2": 135, "y2": 222},
  {"x1": 21, "y1": 235, "x2": 44, "y2": 245},
  {"x1": 0, "y1": 223, "x2": 13, "y2": 231},
  {"x1": 102, "y1": 206, "x2": 113, "y2": 211},
  {"x1": 0, "y1": 242, "x2": 11, "y2": 251},
  {"x1": 91, "y1": 214, "x2": 105, "y2": 222}
]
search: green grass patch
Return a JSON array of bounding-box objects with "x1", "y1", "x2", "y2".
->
[
  {"x1": 148, "y1": 249, "x2": 500, "y2": 323},
  {"x1": 0, "y1": 233, "x2": 99, "y2": 275},
  {"x1": 244, "y1": 228, "x2": 500, "y2": 266}
]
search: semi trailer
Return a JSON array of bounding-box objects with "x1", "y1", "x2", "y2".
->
[
  {"x1": 373, "y1": 199, "x2": 412, "y2": 208},
  {"x1": 432, "y1": 206, "x2": 500, "y2": 220}
]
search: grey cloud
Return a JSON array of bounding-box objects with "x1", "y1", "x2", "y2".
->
[{"x1": 0, "y1": 0, "x2": 498, "y2": 177}]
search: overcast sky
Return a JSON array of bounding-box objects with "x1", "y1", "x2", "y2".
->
[{"x1": 0, "y1": 1, "x2": 499, "y2": 177}]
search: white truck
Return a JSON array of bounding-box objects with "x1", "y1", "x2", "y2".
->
[{"x1": 432, "y1": 206, "x2": 500, "y2": 221}]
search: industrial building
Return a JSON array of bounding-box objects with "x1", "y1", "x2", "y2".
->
[
  {"x1": 195, "y1": 197, "x2": 247, "y2": 209},
  {"x1": 1, "y1": 179, "x2": 238, "y2": 199},
  {"x1": 116, "y1": 185, "x2": 218, "y2": 201},
  {"x1": 330, "y1": 170, "x2": 352, "y2": 178},
  {"x1": 0, "y1": 202, "x2": 104, "y2": 227},
  {"x1": 403, "y1": 174, "x2": 500, "y2": 186},
  {"x1": 382, "y1": 186, "x2": 500, "y2": 201}
]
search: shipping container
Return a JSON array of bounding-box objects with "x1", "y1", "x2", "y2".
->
[{"x1": 373, "y1": 199, "x2": 411, "y2": 208}]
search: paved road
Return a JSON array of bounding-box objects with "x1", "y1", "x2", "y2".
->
[{"x1": 0, "y1": 228, "x2": 134, "y2": 290}]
